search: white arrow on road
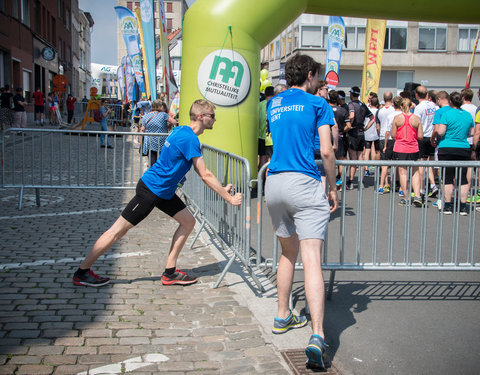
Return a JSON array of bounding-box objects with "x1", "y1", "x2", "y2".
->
[{"x1": 77, "y1": 353, "x2": 169, "y2": 375}]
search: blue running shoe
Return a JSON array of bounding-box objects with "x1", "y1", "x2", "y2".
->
[
  {"x1": 398, "y1": 190, "x2": 404, "y2": 197},
  {"x1": 305, "y1": 334, "x2": 328, "y2": 368},
  {"x1": 336, "y1": 178, "x2": 342, "y2": 186},
  {"x1": 272, "y1": 311, "x2": 307, "y2": 334},
  {"x1": 378, "y1": 187, "x2": 384, "y2": 194}
]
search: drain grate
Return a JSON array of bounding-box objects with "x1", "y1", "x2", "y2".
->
[{"x1": 281, "y1": 349, "x2": 341, "y2": 375}]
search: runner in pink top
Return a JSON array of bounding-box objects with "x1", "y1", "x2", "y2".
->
[{"x1": 391, "y1": 98, "x2": 424, "y2": 206}]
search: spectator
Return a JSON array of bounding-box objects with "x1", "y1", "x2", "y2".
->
[
  {"x1": 0, "y1": 85, "x2": 13, "y2": 131},
  {"x1": 66, "y1": 94, "x2": 77, "y2": 124},
  {"x1": 12, "y1": 87, "x2": 27, "y2": 133}
]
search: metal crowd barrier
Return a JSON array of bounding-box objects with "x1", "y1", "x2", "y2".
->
[
  {"x1": 179, "y1": 144, "x2": 265, "y2": 291},
  {"x1": 255, "y1": 159, "x2": 480, "y2": 298},
  {"x1": 1, "y1": 128, "x2": 169, "y2": 209}
]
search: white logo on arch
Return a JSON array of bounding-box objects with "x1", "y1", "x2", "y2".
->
[{"x1": 198, "y1": 49, "x2": 251, "y2": 107}]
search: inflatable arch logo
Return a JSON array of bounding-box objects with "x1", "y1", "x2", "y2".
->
[
  {"x1": 120, "y1": 17, "x2": 137, "y2": 35},
  {"x1": 197, "y1": 50, "x2": 251, "y2": 107}
]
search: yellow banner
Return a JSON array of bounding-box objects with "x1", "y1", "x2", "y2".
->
[
  {"x1": 361, "y1": 19, "x2": 387, "y2": 103},
  {"x1": 135, "y1": 7, "x2": 151, "y2": 99}
]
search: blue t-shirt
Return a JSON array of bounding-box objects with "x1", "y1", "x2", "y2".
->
[
  {"x1": 437, "y1": 108, "x2": 474, "y2": 149},
  {"x1": 141, "y1": 126, "x2": 202, "y2": 199},
  {"x1": 267, "y1": 88, "x2": 335, "y2": 180},
  {"x1": 432, "y1": 106, "x2": 451, "y2": 125},
  {"x1": 100, "y1": 106, "x2": 108, "y2": 125}
]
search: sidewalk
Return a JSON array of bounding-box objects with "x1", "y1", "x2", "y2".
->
[{"x1": 0, "y1": 175, "x2": 340, "y2": 375}]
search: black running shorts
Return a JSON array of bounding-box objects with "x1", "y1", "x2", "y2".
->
[{"x1": 121, "y1": 179, "x2": 186, "y2": 225}]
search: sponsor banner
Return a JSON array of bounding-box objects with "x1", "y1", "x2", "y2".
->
[
  {"x1": 158, "y1": 0, "x2": 178, "y2": 105},
  {"x1": 197, "y1": 49, "x2": 251, "y2": 107},
  {"x1": 325, "y1": 16, "x2": 345, "y2": 89},
  {"x1": 114, "y1": 6, "x2": 146, "y2": 96},
  {"x1": 124, "y1": 56, "x2": 136, "y2": 102},
  {"x1": 117, "y1": 58, "x2": 126, "y2": 101},
  {"x1": 361, "y1": 19, "x2": 387, "y2": 103},
  {"x1": 139, "y1": 0, "x2": 157, "y2": 100}
]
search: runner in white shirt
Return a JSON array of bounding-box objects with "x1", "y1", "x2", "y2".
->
[
  {"x1": 461, "y1": 88, "x2": 478, "y2": 204},
  {"x1": 376, "y1": 92, "x2": 396, "y2": 193},
  {"x1": 413, "y1": 86, "x2": 438, "y2": 199},
  {"x1": 364, "y1": 95, "x2": 380, "y2": 177}
]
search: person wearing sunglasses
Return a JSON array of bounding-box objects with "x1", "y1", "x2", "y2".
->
[{"x1": 72, "y1": 99, "x2": 241, "y2": 287}]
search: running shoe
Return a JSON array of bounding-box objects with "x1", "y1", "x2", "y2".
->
[
  {"x1": 398, "y1": 198, "x2": 409, "y2": 206},
  {"x1": 161, "y1": 269, "x2": 198, "y2": 286},
  {"x1": 378, "y1": 187, "x2": 384, "y2": 194},
  {"x1": 336, "y1": 178, "x2": 342, "y2": 187},
  {"x1": 272, "y1": 311, "x2": 308, "y2": 334},
  {"x1": 305, "y1": 334, "x2": 328, "y2": 369},
  {"x1": 428, "y1": 185, "x2": 439, "y2": 198},
  {"x1": 346, "y1": 180, "x2": 353, "y2": 190},
  {"x1": 73, "y1": 270, "x2": 110, "y2": 287},
  {"x1": 383, "y1": 185, "x2": 391, "y2": 193},
  {"x1": 364, "y1": 170, "x2": 373, "y2": 177},
  {"x1": 459, "y1": 203, "x2": 469, "y2": 216},
  {"x1": 413, "y1": 196, "x2": 424, "y2": 207},
  {"x1": 398, "y1": 190, "x2": 405, "y2": 197},
  {"x1": 466, "y1": 193, "x2": 480, "y2": 204},
  {"x1": 443, "y1": 202, "x2": 453, "y2": 215}
]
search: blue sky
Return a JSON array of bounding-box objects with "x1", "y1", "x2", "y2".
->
[{"x1": 79, "y1": 0, "x2": 196, "y2": 66}]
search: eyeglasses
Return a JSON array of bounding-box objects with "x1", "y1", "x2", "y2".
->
[{"x1": 202, "y1": 113, "x2": 215, "y2": 119}]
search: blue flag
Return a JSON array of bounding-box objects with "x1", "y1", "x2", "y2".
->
[{"x1": 325, "y1": 16, "x2": 345, "y2": 89}]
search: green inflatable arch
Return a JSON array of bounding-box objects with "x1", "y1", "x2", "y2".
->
[{"x1": 179, "y1": 0, "x2": 480, "y2": 176}]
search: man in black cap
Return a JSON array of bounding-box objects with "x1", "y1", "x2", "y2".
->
[{"x1": 346, "y1": 86, "x2": 374, "y2": 189}]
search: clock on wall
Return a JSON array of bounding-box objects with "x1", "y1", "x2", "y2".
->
[{"x1": 41, "y1": 47, "x2": 55, "y2": 61}]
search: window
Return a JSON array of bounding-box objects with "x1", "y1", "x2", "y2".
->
[
  {"x1": 51, "y1": 17, "x2": 56, "y2": 45},
  {"x1": 344, "y1": 26, "x2": 365, "y2": 50},
  {"x1": 301, "y1": 25, "x2": 327, "y2": 48},
  {"x1": 458, "y1": 27, "x2": 479, "y2": 51},
  {"x1": 0, "y1": 0, "x2": 5, "y2": 13},
  {"x1": 275, "y1": 40, "x2": 280, "y2": 59},
  {"x1": 12, "y1": 0, "x2": 19, "y2": 19},
  {"x1": 397, "y1": 71, "x2": 414, "y2": 91},
  {"x1": 21, "y1": 0, "x2": 30, "y2": 27},
  {"x1": 66, "y1": 8, "x2": 70, "y2": 30},
  {"x1": 23, "y1": 69, "x2": 31, "y2": 102},
  {"x1": 166, "y1": 2, "x2": 172, "y2": 12},
  {"x1": 58, "y1": 38, "x2": 62, "y2": 59},
  {"x1": 33, "y1": 0, "x2": 40, "y2": 32},
  {"x1": 166, "y1": 18, "x2": 172, "y2": 32},
  {"x1": 419, "y1": 27, "x2": 446, "y2": 51},
  {"x1": 384, "y1": 27, "x2": 407, "y2": 50}
]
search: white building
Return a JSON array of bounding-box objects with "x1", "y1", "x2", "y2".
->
[
  {"x1": 74, "y1": 9, "x2": 94, "y2": 99},
  {"x1": 261, "y1": 15, "x2": 480, "y2": 104}
]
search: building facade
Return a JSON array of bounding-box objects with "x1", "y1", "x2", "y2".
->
[
  {"x1": 0, "y1": 0, "x2": 93, "y2": 114},
  {"x1": 261, "y1": 15, "x2": 480, "y2": 104}
]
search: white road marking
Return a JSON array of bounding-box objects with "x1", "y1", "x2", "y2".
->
[
  {"x1": 0, "y1": 251, "x2": 152, "y2": 270},
  {"x1": 77, "y1": 353, "x2": 169, "y2": 375},
  {"x1": 353, "y1": 357, "x2": 363, "y2": 362},
  {"x1": 0, "y1": 207, "x2": 121, "y2": 221}
]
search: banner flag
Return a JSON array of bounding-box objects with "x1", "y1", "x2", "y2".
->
[
  {"x1": 117, "y1": 58, "x2": 126, "y2": 101},
  {"x1": 465, "y1": 28, "x2": 480, "y2": 89},
  {"x1": 158, "y1": 0, "x2": 178, "y2": 105},
  {"x1": 114, "y1": 6, "x2": 146, "y2": 96},
  {"x1": 135, "y1": 7, "x2": 151, "y2": 99},
  {"x1": 140, "y1": 0, "x2": 157, "y2": 100},
  {"x1": 361, "y1": 19, "x2": 387, "y2": 104},
  {"x1": 124, "y1": 55, "x2": 135, "y2": 103},
  {"x1": 325, "y1": 16, "x2": 345, "y2": 89}
]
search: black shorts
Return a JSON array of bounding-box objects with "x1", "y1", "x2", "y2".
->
[
  {"x1": 35, "y1": 105, "x2": 44, "y2": 114},
  {"x1": 379, "y1": 139, "x2": 395, "y2": 160},
  {"x1": 335, "y1": 135, "x2": 348, "y2": 158},
  {"x1": 418, "y1": 138, "x2": 435, "y2": 158},
  {"x1": 393, "y1": 152, "x2": 419, "y2": 161},
  {"x1": 258, "y1": 138, "x2": 266, "y2": 156},
  {"x1": 347, "y1": 133, "x2": 365, "y2": 151},
  {"x1": 438, "y1": 148, "x2": 471, "y2": 185},
  {"x1": 364, "y1": 139, "x2": 380, "y2": 150},
  {"x1": 121, "y1": 179, "x2": 186, "y2": 225}
]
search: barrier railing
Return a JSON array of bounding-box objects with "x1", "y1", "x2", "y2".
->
[
  {"x1": 255, "y1": 159, "x2": 480, "y2": 298},
  {"x1": 179, "y1": 144, "x2": 265, "y2": 291},
  {"x1": 1, "y1": 128, "x2": 169, "y2": 209}
]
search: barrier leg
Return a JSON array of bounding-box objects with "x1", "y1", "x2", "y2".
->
[
  {"x1": 35, "y1": 188, "x2": 41, "y2": 207},
  {"x1": 214, "y1": 245, "x2": 266, "y2": 292},
  {"x1": 190, "y1": 218, "x2": 206, "y2": 249},
  {"x1": 18, "y1": 186, "x2": 24, "y2": 211},
  {"x1": 327, "y1": 270, "x2": 336, "y2": 300}
]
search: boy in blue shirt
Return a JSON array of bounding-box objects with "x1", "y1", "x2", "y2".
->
[
  {"x1": 266, "y1": 54, "x2": 338, "y2": 369},
  {"x1": 73, "y1": 100, "x2": 241, "y2": 287}
]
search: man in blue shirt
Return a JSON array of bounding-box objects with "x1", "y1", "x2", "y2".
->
[
  {"x1": 73, "y1": 99, "x2": 241, "y2": 287},
  {"x1": 265, "y1": 54, "x2": 338, "y2": 369}
]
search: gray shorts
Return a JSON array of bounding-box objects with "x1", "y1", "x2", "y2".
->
[{"x1": 265, "y1": 172, "x2": 330, "y2": 240}]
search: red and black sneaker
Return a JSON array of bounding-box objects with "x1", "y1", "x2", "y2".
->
[
  {"x1": 73, "y1": 270, "x2": 110, "y2": 287},
  {"x1": 161, "y1": 269, "x2": 197, "y2": 286}
]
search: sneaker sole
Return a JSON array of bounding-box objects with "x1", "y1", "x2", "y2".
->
[
  {"x1": 443, "y1": 211, "x2": 453, "y2": 215},
  {"x1": 161, "y1": 278, "x2": 198, "y2": 286},
  {"x1": 271, "y1": 319, "x2": 308, "y2": 334},
  {"x1": 73, "y1": 279, "x2": 110, "y2": 287},
  {"x1": 305, "y1": 344, "x2": 326, "y2": 368},
  {"x1": 413, "y1": 200, "x2": 423, "y2": 207}
]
